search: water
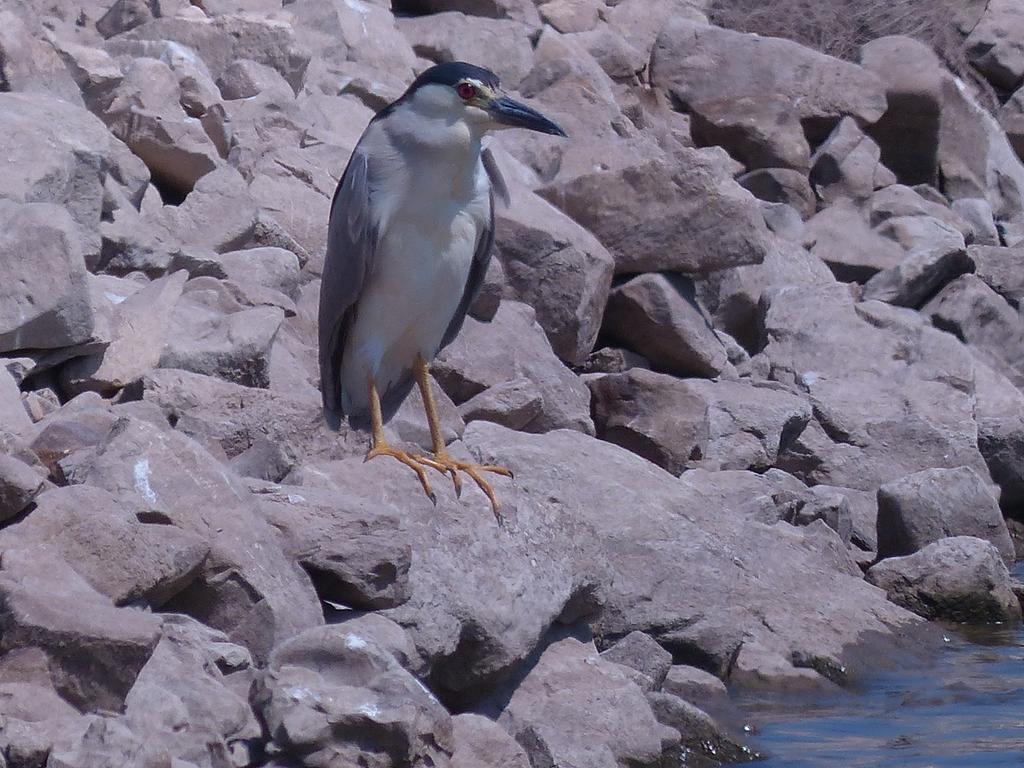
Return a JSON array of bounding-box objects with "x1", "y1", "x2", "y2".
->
[{"x1": 732, "y1": 564, "x2": 1024, "y2": 767}]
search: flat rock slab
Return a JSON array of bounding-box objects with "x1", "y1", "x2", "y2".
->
[{"x1": 461, "y1": 423, "x2": 919, "y2": 685}]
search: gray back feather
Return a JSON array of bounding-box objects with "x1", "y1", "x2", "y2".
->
[{"x1": 318, "y1": 148, "x2": 375, "y2": 429}]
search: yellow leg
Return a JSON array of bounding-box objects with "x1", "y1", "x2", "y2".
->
[
  {"x1": 364, "y1": 375, "x2": 437, "y2": 505},
  {"x1": 412, "y1": 355, "x2": 512, "y2": 517}
]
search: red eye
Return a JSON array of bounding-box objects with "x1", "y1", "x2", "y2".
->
[{"x1": 456, "y1": 82, "x2": 477, "y2": 100}]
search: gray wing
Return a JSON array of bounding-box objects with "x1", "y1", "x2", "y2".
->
[
  {"x1": 437, "y1": 147, "x2": 505, "y2": 350},
  {"x1": 318, "y1": 147, "x2": 375, "y2": 430}
]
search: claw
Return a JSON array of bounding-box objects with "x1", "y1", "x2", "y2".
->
[
  {"x1": 366, "y1": 444, "x2": 436, "y2": 504},
  {"x1": 415, "y1": 451, "x2": 511, "y2": 519}
]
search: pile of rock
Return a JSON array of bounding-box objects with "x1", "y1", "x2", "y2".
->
[{"x1": 1, "y1": 0, "x2": 1023, "y2": 765}]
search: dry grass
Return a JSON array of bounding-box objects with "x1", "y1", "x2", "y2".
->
[{"x1": 706, "y1": 0, "x2": 969, "y2": 75}]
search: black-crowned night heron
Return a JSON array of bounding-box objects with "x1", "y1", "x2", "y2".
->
[{"x1": 318, "y1": 61, "x2": 566, "y2": 513}]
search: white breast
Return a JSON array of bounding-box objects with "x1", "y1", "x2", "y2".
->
[{"x1": 338, "y1": 110, "x2": 492, "y2": 406}]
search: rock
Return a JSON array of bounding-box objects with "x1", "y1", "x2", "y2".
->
[
  {"x1": 965, "y1": 0, "x2": 1024, "y2": 92},
  {"x1": 810, "y1": 117, "x2": 892, "y2": 204},
  {"x1": 866, "y1": 184, "x2": 972, "y2": 238},
  {"x1": 0, "y1": 673, "x2": 82, "y2": 768},
  {"x1": 867, "y1": 537, "x2": 1021, "y2": 623},
  {"x1": 860, "y1": 36, "x2": 943, "y2": 187},
  {"x1": 876, "y1": 466, "x2": 1014, "y2": 565},
  {"x1": 760, "y1": 201, "x2": 805, "y2": 240},
  {"x1": 0, "y1": 366, "x2": 32, "y2": 438},
  {"x1": 662, "y1": 664, "x2": 729, "y2": 709},
  {"x1": 253, "y1": 624, "x2": 453, "y2": 766},
  {"x1": 495, "y1": 184, "x2": 614, "y2": 365},
  {"x1": 696, "y1": 237, "x2": 837, "y2": 352},
  {"x1": 289, "y1": 0, "x2": 416, "y2": 78},
  {"x1": 0, "y1": 10, "x2": 81, "y2": 103},
  {"x1": 62, "y1": 271, "x2": 188, "y2": 396},
  {"x1": 249, "y1": 481, "x2": 411, "y2": 610},
  {"x1": 217, "y1": 58, "x2": 294, "y2": 100},
  {"x1": 588, "y1": 369, "x2": 710, "y2": 475},
  {"x1": 0, "y1": 454, "x2": 44, "y2": 522},
  {"x1": 577, "y1": 346, "x2": 650, "y2": 375},
  {"x1": 140, "y1": 367, "x2": 361, "y2": 465},
  {"x1": 69, "y1": 416, "x2": 322, "y2": 661},
  {"x1": 924, "y1": 274, "x2": 1024, "y2": 387},
  {"x1": 451, "y1": 713, "x2": 530, "y2": 768},
  {"x1": 937, "y1": 74, "x2": 1024, "y2": 219},
  {"x1": 217, "y1": 246, "x2": 302, "y2": 299},
  {"x1": 495, "y1": 634, "x2": 676, "y2": 768},
  {"x1": 862, "y1": 234, "x2": 972, "y2": 308},
  {"x1": 154, "y1": 166, "x2": 259, "y2": 254},
  {"x1": 0, "y1": 200, "x2": 94, "y2": 355},
  {"x1": 538, "y1": 141, "x2": 771, "y2": 275},
  {"x1": 0, "y1": 484, "x2": 210, "y2": 607},
  {"x1": 432, "y1": 301, "x2": 594, "y2": 435},
  {"x1": 766, "y1": 286, "x2": 991, "y2": 491},
  {"x1": 0, "y1": 91, "x2": 149, "y2": 267},
  {"x1": 803, "y1": 202, "x2": 906, "y2": 282},
  {"x1": 737, "y1": 168, "x2": 815, "y2": 219},
  {"x1": 159, "y1": 286, "x2": 284, "y2": 389},
  {"x1": 651, "y1": 18, "x2": 886, "y2": 172},
  {"x1": 289, "y1": 453, "x2": 584, "y2": 703},
  {"x1": 681, "y1": 379, "x2": 812, "y2": 472},
  {"x1": 0, "y1": 548, "x2": 161, "y2": 711},
  {"x1": 391, "y1": 0, "x2": 542, "y2": 29},
  {"x1": 124, "y1": 14, "x2": 311, "y2": 92},
  {"x1": 118, "y1": 614, "x2": 259, "y2": 764},
  {"x1": 600, "y1": 631, "x2": 672, "y2": 691},
  {"x1": 457, "y1": 377, "x2": 543, "y2": 432},
  {"x1": 967, "y1": 245, "x2": 1024, "y2": 306},
  {"x1": 953, "y1": 198, "x2": 1001, "y2": 246},
  {"x1": 974, "y1": 361, "x2": 1024, "y2": 511},
  {"x1": 602, "y1": 273, "x2": 729, "y2": 378},
  {"x1": 397, "y1": 13, "x2": 534, "y2": 89},
  {"x1": 100, "y1": 57, "x2": 222, "y2": 198},
  {"x1": 1001, "y1": 84, "x2": 1024, "y2": 161},
  {"x1": 645, "y1": 692, "x2": 751, "y2": 766}
]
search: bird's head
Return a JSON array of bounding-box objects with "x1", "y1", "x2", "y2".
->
[{"x1": 397, "y1": 61, "x2": 567, "y2": 138}]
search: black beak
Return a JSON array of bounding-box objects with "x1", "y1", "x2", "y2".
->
[{"x1": 488, "y1": 95, "x2": 567, "y2": 137}]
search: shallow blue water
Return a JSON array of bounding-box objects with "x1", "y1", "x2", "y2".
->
[{"x1": 732, "y1": 564, "x2": 1024, "y2": 767}]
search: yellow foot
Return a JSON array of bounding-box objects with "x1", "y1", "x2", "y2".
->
[
  {"x1": 365, "y1": 444, "x2": 437, "y2": 505},
  {"x1": 414, "y1": 451, "x2": 513, "y2": 517}
]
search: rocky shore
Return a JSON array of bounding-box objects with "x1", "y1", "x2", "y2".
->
[{"x1": 1, "y1": 0, "x2": 1023, "y2": 765}]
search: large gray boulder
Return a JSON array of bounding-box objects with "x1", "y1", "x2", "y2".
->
[
  {"x1": 924, "y1": 274, "x2": 1024, "y2": 388},
  {"x1": 253, "y1": 624, "x2": 453, "y2": 767},
  {"x1": 588, "y1": 369, "x2": 710, "y2": 475},
  {"x1": 463, "y1": 423, "x2": 919, "y2": 684},
  {"x1": 860, "y1": 36, "x2": 944, "y2": 186},
  {"x1": 433, "y1": 301, "x2": 594, "y2": 435},
  {"x1": 602, "y1": 273, "x2": 729, "y2": 378},
  {"x1": 67, "y1": 416, "x2": 323, "y2": 661},
  {"x1": 0, "y1": 92, "x2": 149, "y2": 266},
  {"x1": 495, "y1": 185, "x2": 614, "y2": 365},
  {"x1": 538, "y1": 140, "x2": 771, "y2": 275},
  {"x1": 867, "y1": 537, "x2": 1022, "y2": 623},
  {"x1": 651, "y1": 18, "x2": 886, "y2": 172},
  {"x1": 0, "y1": 201, "x2": 94, "y2": 355},
  {"x1": 0, "y1": 485, "x2": 209, "y2": 608},
  {"x1": 494, "y1": 634, "x2": 678, "y2": 768},
  {"x1": 876, "y1": 466, "x2": 1014, "y2": 565},
  {"x1": 766, "y1": 286, "x2": 992, "y2": 492},
  {"x1": 965, "y1": 0, "x2": 1024, "y2": 92},
  {"x1": 968, "y1": 245, "x2": 1024, "y2": 307}
]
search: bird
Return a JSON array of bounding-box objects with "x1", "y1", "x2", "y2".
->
[{"x1": 318, "y1": 61, "x2": 567, "y2": 515}]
